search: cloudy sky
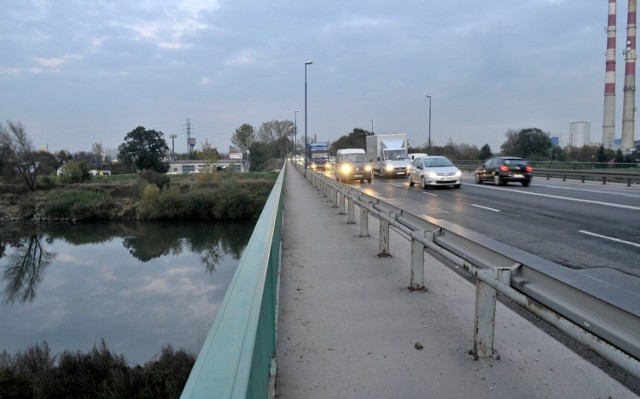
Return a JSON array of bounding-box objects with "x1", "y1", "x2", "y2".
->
[{"x1": 0, "y1": 0, "x2": 628, "y2": 155}]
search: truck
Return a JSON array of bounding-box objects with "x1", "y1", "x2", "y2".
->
[
  {"x1": 306, "y1": 141, "x2": 330, "y2": 171},
  {"x1": 366, "y1": 134, "x2": 411, "y2": 178}
]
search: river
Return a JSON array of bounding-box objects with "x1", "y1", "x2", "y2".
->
[{"x1": 0, "y1": 220, "x2": 254, "y2": 365}]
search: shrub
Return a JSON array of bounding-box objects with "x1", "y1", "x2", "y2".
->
[
  {"x1": 59, "y1": 160, "x2": 91, "y2": 184},
  {"x1": 0, "y1": 340, "x2": 195, "y2": 399},
  {"x1": 140, "y1": 169, "x2": 170, "y2": 190}
]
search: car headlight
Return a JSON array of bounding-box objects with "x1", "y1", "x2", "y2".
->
[
  {"x1": 384, "y1": 165, "x2": 394, "y2": 172},
  {"x1": 340, "y1": 164, "x2": 352, "y2": 174},
  {"x1": 365, "y1": 165, "x2": 372, "y2": 172},
  {"x1": 427, "y1": 172, "x2": 438, "y2": 179},
  {"x1": 454, "y1": 170, "x2": 462, "y2": 177}
]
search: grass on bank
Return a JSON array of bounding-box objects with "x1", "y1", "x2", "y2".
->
[{"x1": 34, "y1": 171, "x2": 278, "y2": 221}]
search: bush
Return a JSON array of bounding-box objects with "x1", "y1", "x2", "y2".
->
[
  {"x1": 59, "y1": 160, "x2": 91, "y2": 184},
  {"x1": 0, "y1": 340, "x2": 195, "y2": 399},
  {"x1": 140, "y1": 169, "x2": 170, "y2": 190}
]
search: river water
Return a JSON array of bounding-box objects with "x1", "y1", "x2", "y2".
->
[{"x1": 0, "y1": 220, "x2": 254, "y2": 365}]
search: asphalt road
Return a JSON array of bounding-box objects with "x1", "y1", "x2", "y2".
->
[{"x1": 332, "y1": 171, "x2": 640, "y2": 277}]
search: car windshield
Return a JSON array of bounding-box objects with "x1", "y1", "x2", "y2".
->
[{"x1": 423, "y1": 157, "x2": 454, "y2": 168}]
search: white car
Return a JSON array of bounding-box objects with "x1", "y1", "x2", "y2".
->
[{"x1": 408, "y1": 156, "x2": 462, "y2": 189}]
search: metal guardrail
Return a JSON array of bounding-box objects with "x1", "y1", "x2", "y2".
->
[
  {"x1": 534, "y1": 168, "x2": 640, "y2": 186},
  {"x1": 455, "y1": 162, "x2": 640, "y2": 186},
  {"x1": 299, "y1": 165, "x2": 640, "y2": 380},
  {"x1": 181, "y1": 164, "x2": 285, "y2": 399}
]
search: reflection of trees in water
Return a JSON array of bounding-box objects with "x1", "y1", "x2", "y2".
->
[
  {"x1": 2, "y1": 234, "x2": 56, "y2": 304},
  {"x1": 121, "y1": 222, "x2": 254, "y2": 271},
  {"x1": 0, "y1": 221, "x2": 254, "y2": 302}
]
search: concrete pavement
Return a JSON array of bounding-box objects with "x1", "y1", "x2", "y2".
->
[{"x1": 276, "y1": 166, "x2": 637, "y2": 398}]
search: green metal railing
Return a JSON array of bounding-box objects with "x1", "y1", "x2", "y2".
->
[{"x1": 181, "y1": 164, "x2": 285, "y2": 399}]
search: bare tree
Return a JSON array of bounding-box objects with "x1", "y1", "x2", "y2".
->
[
  {"x1": 92, "y1": 142, "x2": 104, "y2": 164},
  {"x1": 0, "y1": 121, "x2": 40, "y2": 191}
]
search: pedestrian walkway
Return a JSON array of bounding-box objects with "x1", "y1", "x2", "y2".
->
[{"x1": 275, "y1": 166, "x2": 637, "y2": 398}]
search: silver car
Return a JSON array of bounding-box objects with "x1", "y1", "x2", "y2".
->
[{"x1": 408, "y1": 156, "x2": 462, "y2": 189}]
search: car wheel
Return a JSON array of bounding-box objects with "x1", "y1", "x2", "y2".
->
[
  {"x1": 421, "y1": 176, "x2": 428, "y2": 189},
  {"x1": 367, "y1": 178, "x2": 372, "y2": 184},
  {"x1": 522, "y1": 180, "x2": 530, "y2": 187},
  {"x1": 409, "y1": 175, "x2": 415, "y2": 187},
  {"x1": 454, "y1": 184, "x2": 461, "y2": 189},
  {"x1": 494, "y1": 175, "x2": 503, "y2": 186},
  {"x1": 475, "y1": 174, "x2": 482, "y2": 184}
]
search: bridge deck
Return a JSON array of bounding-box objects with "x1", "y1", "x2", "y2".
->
[{"x1": 276, "y1": 166, "x2": 636, "y2": 398}]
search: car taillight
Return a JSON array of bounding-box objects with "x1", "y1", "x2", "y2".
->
[
  {"x1": 499, "y1": 165, "x2": 509, "y2": 172},
  {"x1": 525, "y1": 166, "x2": 533, "y2": 172}
]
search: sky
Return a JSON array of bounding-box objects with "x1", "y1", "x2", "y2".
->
[{"x1": 0, "y1": 0, "x2": 632, "y2": 155}]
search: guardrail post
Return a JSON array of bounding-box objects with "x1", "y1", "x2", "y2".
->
[
  {"x1": 378, "y1": 213, "x2": 393, "y2": 257},
  {"x1": 473, "y1": 267, "x2": 511, "y2": 359},
  {"x1": 602, "y1": 176, "x2": 607, "y2": 185},
  {"x1": 331, "y1": 186, "x2": 338, "y2": 208},
  {"x1": 338, "y1": 192, "x2": 346, "y2": 215},
  {"x1": 409, "y1": 230, "x2": 426, "y2": 291},
  {"x1": 347, "y1": 196, "x2": 355, "y2": 224},
  {"x1": 359, "y1": 202, "x2": 369, "y2": 237}
]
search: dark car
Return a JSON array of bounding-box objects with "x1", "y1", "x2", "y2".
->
[{"x1": 475, "y1": 156, "x2": 532, "y2": 186}]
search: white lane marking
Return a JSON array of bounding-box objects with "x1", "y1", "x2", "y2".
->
[
  {"x1": 422, "y1": 191, "x2": 437, "y2": 197},
  {"x1": 471, "y1": 204, "x2": 500, "y2": 212},
  {"x1": 579, "y1": 230, "x2": 640, "y2": 248},
  {"x1": 391, "y1": 183, "x2": 407, "y2": 189},
  {"x1": 472, "y1": 184, "x2": 640, "y2": 211}
]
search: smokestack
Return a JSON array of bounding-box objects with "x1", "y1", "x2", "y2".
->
[
  {"x1": 603, "y1": 0, "x2": 617, "y2": 149},
  {"x1": 621, "y1": 0, "x2": 637, "y2": 152}
]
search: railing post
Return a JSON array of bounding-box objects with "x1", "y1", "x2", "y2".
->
[
  {"x1": 331, "y1": 186, "x2": 338, "y2": 208},
  {"x1": 378, "y1": 212, "x2": 393, "y2": 257},
  {"x1": 473, "y1": 268, "x2": 511, "y2": 359},
  {"x1": 338, "y1": 192, "x2": 346, "y2": 215},
  {"x1": 359, "y1": 203, "x2": 369, "y2": 237},
  {"x1": 347, "y1": 196, "x2": 355, "y2": 224},
  {"x1": 409, "y1": 230, "x2": 426, "y2": 291}
]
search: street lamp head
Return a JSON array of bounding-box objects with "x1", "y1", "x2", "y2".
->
[{"x1": 305, "y1": 61, "x2": 313, "y2": 65}]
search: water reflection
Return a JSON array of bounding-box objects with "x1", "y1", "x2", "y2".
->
[
  {"x1": 0, "y1": 221, "x2": 253, "y2": 365},
  {"x1": 2, "y1": 234, "x2": 56, "y2": 304}
]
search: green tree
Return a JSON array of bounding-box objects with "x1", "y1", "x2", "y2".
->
[
  {"x1": 230, "y1": 124, "x2": 255, "y2": 154},
  {"x1": 500, "y1": 128, "x2": 552, "y2": 159},
  {"x1": 118, "y1": 126, "x2": 169, "y2": 173},
  {"x1": 330, "y1": 128, "x2": 371, "y2": 154},
  {"x1": 257, "y1": 120, "x2": 294, "y2": 158},
  {"x1": 0, "y1": 121, "x2": 41, "y2": 191},
  {"x1": 479, "y1": 144, "x2": 493, "y2": 160},
  {"x1": 59, "y1": 160, "x2": 91, "y2": 183}
]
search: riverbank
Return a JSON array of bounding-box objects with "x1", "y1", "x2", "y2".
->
[{"x1": 0, "y1": 172, "x2": 277, "y2": 222}]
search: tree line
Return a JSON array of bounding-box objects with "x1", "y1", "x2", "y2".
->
[{"x1": 2, "y1": 120, "x2": 638, "y2": 192}]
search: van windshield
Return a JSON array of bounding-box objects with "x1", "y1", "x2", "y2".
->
[{"x1": 342, "y1": 153, "x2": 367, "y2": 162}]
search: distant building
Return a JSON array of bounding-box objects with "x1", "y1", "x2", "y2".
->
[
  {"x1": 167, "y1": 159, "x2": 247, "y2": 174},
  {"x1": 568, "y1": 121, "x2": 590, "y2": 147}
]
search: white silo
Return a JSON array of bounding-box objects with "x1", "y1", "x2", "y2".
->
[{"x1": 568, "y1": 121, "x2": 591, "y2": 147}]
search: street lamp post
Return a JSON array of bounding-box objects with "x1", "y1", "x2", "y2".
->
[
  {"x1": 294, "y1": 110, "x2": 299, "y2": 159},
  {"x1": 304, "y1": 61, "x2": 313, "y2": 173},
  {"x1": 426, "y1": 94, "x2": 432, "y2": 150},
  {"x1": 369, "y1": 119, "x2": 374, "y2": 148}
]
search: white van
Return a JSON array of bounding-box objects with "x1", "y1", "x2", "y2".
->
[
  {"x1": 335, "y1": 148, "x2": 373, "y2": 183},
  {"x1": 409, "y1": 153, "x2": 429, "y2": 161}
]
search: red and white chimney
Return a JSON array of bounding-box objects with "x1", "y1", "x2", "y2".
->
[
  {"x1": 603, "y1": 0, "x2": 617, "y2": 149},
  {"x1": 621, "y1": 0, "x2": 637, "y2": 152}
]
